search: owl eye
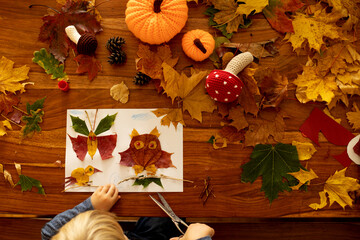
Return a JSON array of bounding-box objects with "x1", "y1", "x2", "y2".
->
[
  {"x1": 148, "y1": 141, "x2": 157, "y2": 149},
  {"x1": 134, "y1": 140, "x2": 144, "y2": 149}
]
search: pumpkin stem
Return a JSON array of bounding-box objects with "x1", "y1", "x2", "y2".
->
[
  {"x1": 194, "y1": 38, "x2": 207, "y2": 54},
  {"x1": 154, "y1": 0, "x2": 163, "y2": 13}
]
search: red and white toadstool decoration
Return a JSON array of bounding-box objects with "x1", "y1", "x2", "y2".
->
[
  {"x1": 205, "y1": 52, "x2": 254, "y2": 103},
  {"x1": 65, "y1": 25, "x2": 98, "y2": 56}
]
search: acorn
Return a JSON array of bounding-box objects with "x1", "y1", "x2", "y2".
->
[{"x1": 65, "y1": 25, "x2": 98, "y2": 55}]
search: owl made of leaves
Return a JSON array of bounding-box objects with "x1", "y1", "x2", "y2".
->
[{"x1": 119, "y1": 127, "x2": 174, "y2": 175}]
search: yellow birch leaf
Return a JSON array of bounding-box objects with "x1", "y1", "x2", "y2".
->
[
  {"x1": 346, "y1": 102, "x2": 360, "y2": 130},
  {"x1": 4, "y1": 169, "x2": 15, "y2": 188},
  {"x1": 309, "y1": 191, "x2": 328, "y2": 210},
  {"x1": 286, "y1": 13, "x2": 341, "y2": 52},
  {"x1": 110, "y1": 81, "x2": 129, "y2": 104},
  {"x1": 294, "y1": 65, "x2": 338, "y2": 104},
  {"x1": 0, "y1": 56, "x2": 31, "y2": 94},
  {"x1": 182, "y1": 82, "x2": 217, "y2": 123},
  {"x1": 323, "y1": 108, "x2": 341, "y2": 124},
  {"x1": 292, "y1": 141, "x2": 317, "y2": 161},
  {"x1": 87, "y1": 132, "x2": 98, "y2": 159},
  {"x1": 289, "y1": 168, "x2": 319, "y2": 190},
  {"x1": 235, "y1": 0, "x2": 268, "y2": 16},
  {"x1": 0, "y1": 120, "x2": 12, "y2": 136}
]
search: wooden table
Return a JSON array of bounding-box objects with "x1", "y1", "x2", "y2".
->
[{"x1": 0, "y1": 0, "x2": 359, "y2": 220}]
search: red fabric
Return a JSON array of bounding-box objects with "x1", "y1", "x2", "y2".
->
[
  {"x1": 205, "y1": 70, "x2": 243, "y2": 103},
  {"x1": 97, "y1": 134, "x2": 117, "y2": 160},
  {"x1": 299, "y1": 108, "x2": 354, "y2": 167}
]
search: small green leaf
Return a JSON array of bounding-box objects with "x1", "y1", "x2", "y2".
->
[
  {"x1": 207, "y1": 136, "x2": 215, "y2": 144},
  {"x1": 26, "y1": 97, "x2": 46, "y2": 114},
  {"x1": 32, "y1": 48, "x2": 68, "y2": 80},
  {"x1": 94, "y1": 113, "x2": 117, "y2": 135},
  {"x1": 70, "y1": 115, "x2": 90, "y2": 136},
  {"x1": 241, "y1": 143, "x2": 302, "y2": 204},
  {"x1": 133, "y1": 177, "x2": 163, "y2": 188},
  {"x1": 21, "y1": 109, "x2": 44, "y2": 138},
  {"x1": 15, "y1": 174, "x2": 45, "y2": 195}
]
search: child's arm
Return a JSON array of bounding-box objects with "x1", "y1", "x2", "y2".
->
[{"x1": 41, "y1": 184, "x2": 120, "y2": 240}]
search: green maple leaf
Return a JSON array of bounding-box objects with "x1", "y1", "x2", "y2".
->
[
  {"x1": 21, "y1": 97, "x2": 46, "y2": 138},
  {"x1": 32, "y1": 48, "x2": 68, "y2": 80},
  {"x1": 133, "y1": 176, "x2": 163, "y2": 188},
  {"x1": 241, "y1": 143, "x2": 302, "y2": 203},
  {"x1": 70, "y1": 115, "x2": 89, "y2": 136},
  {"x1": 15, "y1": 174, "x2": 45, "y2": 195},
  {"x1": 94, "y1": 113, "x2": 117, "y2": 135}
]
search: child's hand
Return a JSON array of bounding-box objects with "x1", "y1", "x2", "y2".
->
[
  {"x1": 91, "y1": 184, "x2": 120, "y2": 211},
  {"x1": 170, "y1": 223, "x2": 215, "y2": 240}
]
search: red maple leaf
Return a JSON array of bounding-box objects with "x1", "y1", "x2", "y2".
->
[
  {"x1": 74, "y1": 54, "x2": 102, "y2": 81},
  {"x1": 38, "y1": 0, "x2": 102, "y2": 62},
  {"x1": 0, "y1": 94, "x2": 20, "y2": 115},
  {"x1": 263, "y1": 0, "x2": 304, "y2": 33}
]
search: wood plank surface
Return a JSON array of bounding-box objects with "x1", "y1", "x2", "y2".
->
[{"x1": 0, "y1": 0, "x2": 359, "y2": 220}]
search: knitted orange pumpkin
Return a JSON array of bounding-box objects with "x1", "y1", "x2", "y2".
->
[
  {"x1": 125, "y1": 0, "x2": 188, "y2": 45},
  {"x1": 182, "y1": 29, "x2": 215, "y2": 61}
]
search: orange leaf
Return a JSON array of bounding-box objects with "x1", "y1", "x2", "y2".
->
[
  {"x1": 228, "y1": 105, "x2": 248, "y2": 131},
  {"x1": 74, "y1": 54, "x2": 101, "y2": 81},
  {"x1": 219, "y1": 125, "x2": 245, "y2": 143},
  {"x1": 0, "y1": 94, "x2": 19, "y2": 115}
]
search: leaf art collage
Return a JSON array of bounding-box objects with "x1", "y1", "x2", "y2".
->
[{"x1": 0, "y1": 0, "x2": 360, "y2": 213}]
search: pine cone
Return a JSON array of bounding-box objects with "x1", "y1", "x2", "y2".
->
[
  {"x1": 134, "y1": 72, "x2": 151, "y2": 85},
  {"x1": 108, "y1": 51, "x2": 126, "y2": 64},
  {"x1": 106, "y1": 37, "x2": 125, "y2": 53}
]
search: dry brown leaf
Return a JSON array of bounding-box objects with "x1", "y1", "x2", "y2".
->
[
  {"x1": 136, "y1": 44, "x2": 178, "y2": 80},
  {"x1": 219, "y1": 125, "x2": 245, "y2": 143},
  {"x1": 244, "y1": 111, "x2": 285, "y2": 146},
  {"x1": 346, "y1": 102, "x2": 360, "y2": 130},
  {"x1": 223, "y1": 38, "x2": 278, "y2": 58},
  {"x1": 228, "y1": 105, "x2": 248, "y2": 131},
  {"x1": 110, "y1": 82, "x2": 129, "y2": 104}
]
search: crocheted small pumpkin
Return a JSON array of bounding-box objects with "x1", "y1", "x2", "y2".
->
[
  {"x1": 125, "y1": 0, "x2": 188, "y2": 45},
  {"x1": 182, "y1": 29, "x2": 215, "y2": 61}
]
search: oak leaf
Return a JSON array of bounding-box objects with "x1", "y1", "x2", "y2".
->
[
  {"x1": 288, "y1": 168, "x2": 318, "y2": 190},
  {"x1": 136, "y1": 44, "x2": 178, "y2": 80},
  {"x1": 346, "y1": 102, "x2": 360, "y2": 130},
  {"x1": 292, "y1": 141, "x2": 317, "y2": 161},
  {"x1": 110, "y1": 81, "x2": 129, "y2": 104},
  {"x1": 241, "y1": 143, "x2": 302, "y2": 203},
  {"x1": 285, "y1": 13, "x2": 341, "y2": 52},
  {"x1": 0, "y1": 56, "x2": 31, "y2": 94},
  {"x1": 309, "y1": 168, "x2": 360, "y2": 210},
  {"x1": 74, "y1": 54, "x2": 101, "y2": 81},
  {"x1": 263, "y1": 0, "x2": 304, "y2": 33},
  {"x1": 32, "y1": 48, "x2": 68, "y2": 80},
  {"x1": 0, "y1": 120, "x2": 12, "y2": 136},
  {"x1": 152, "y1": 108, "x2": 185, "y2": 129},
  {"x1": 20, "y1": 97, "x2": 46, "y2": 139},
  {"x1": 0, "y1": 94, "x2": 19, "y2": 115},
  {"x1": 38, "y1": 0, "x2": 102, "y2": 62}
]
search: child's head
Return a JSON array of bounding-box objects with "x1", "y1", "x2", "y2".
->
[{"x1": 52, "y1": 210, "x2": 127, "y2": 240}]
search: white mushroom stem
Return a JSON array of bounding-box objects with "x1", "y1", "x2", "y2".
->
[
  {"x1": 65, "y1": 25, "x2": 81, "y2": 44},
  {"x1": 224, "y1": 52, "x2": 254, "y2": 76}
]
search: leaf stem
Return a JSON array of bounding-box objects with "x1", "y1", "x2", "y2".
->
[
  {"x1": 12, "y1": 106, "x2": 28, "y2": 115},
  {"x1": 85, "y1": 111, "x2": 93, "y2": 131},
  {"x1": 1, "y1": 114, "x2": 22, "y2": 128},
  {"x1": 117, "y1": 174, "x2": 193, "y2": 185},
  {"x1": 62, "y1": 184, "x2": 100, "y2": 192},
  {"x1": 29, "y1": 4, "x2": 60, "y2": 14}
]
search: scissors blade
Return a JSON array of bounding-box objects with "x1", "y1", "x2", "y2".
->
[
  {"x1": 156, "y1": 193, "x2": 188, "y2": 227},
  {"x1": 149, "y1": 194, "x2": 177, "y2": 220}
]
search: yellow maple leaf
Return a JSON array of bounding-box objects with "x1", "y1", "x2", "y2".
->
[
  {"x1": 235, "y1": 0, "x2": 268, "y2": 16},
  {"x1": 182, "y1": 82, "x2": 217, "y2": 122},
  {"x1": 110, "y1": 81, "x2": 129, "y2": 104},
  {"x1": 136, "y1": 44, "x2": 178, "y2": 80},
  {"x1": 310, "y1": 168, "x2": 360, "y2": 210},
  {"x1": 0, "y1": 56, "x2": 31, "y2": 94},
  {"x1": 346, "y1": 102, "x2": 360, "y2": 130},
  {"x1": 152, "y1": 108, "x2": 185, "y2": 129},
  {"x1": 0, "y1": 120, "x2": 12, "y2": 136},
  {"x1": 289, "y1": 168, "x2": 319, "y2": 190},
  {"x1": 294, "y1": 62, "x2": 338, "y2": 104},
  {"x1": 292, "y1": 141, "x2": 317, "y2": 161},
  {"x1": 286, "y1": 13, "x2": 341, "y2": 52}
]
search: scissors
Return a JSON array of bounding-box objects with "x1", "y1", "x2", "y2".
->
[{"x1": 149, "y1": 193, "x2": 189, "y2": 235}]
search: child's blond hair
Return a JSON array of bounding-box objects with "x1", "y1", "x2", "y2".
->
[{"x1": 52, "y1": 210, "x2": 127, "y2": 240}]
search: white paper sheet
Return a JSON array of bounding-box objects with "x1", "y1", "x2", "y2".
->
[{"x1": 65, "y1": 109, "x2": 183, "y2": 192}]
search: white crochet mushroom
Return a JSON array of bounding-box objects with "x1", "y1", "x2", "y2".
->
[
  {"x1": 65, "y1": 25, "x2": 98, "y2": 55},
  {"x1": 205, "y1": 52, "x2": 254, "y2": 103}
]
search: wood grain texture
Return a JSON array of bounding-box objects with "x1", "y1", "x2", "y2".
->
[{"x1": 0, "y1": 0, "x2": 359, "y2": 219}]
